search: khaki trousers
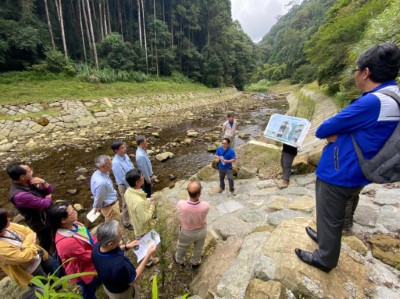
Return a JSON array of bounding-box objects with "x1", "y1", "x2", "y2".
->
[
  {"x1": 117, "y1": 185, "x2": 131, "y2": 226},
  {"x1": 101, "y1": 201, "x2": 121, "y2": 222},
  {"x1": 176, "y1": 226, "x2": 207, "y2": 265},
  {"x1": 103, "y1": 284, "x2": 137, "y2": 299}
]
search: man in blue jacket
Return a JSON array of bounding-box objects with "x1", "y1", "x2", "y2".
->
[
  {"x1": 295, "y1": 43, "x2": 400, "y2": 272},
  {"x1": 216, "y1": 137, "x2": 236, "y2": 195}
]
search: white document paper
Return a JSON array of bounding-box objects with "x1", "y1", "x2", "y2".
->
[
  {"x1": 263, "y1": 114, "x2": 311, "y2": 147},
  {"x1": 133, "y1": 229, "x2": 161, "y2": 262},
  {"x1": 86, "y1": 208, "x2": 101, "y2": 222}
]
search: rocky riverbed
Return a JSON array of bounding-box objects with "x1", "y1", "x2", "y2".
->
[{"x1": 0, "y1": 88, "x2": 288, "y2": 220}]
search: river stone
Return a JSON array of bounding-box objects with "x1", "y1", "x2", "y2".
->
[
  {"x1": 342, "y1": 236, "x2": 368, "y2": 256},
  {"x1": 191, "y1": 165, "x2": 218, "y2": 181},
  {"x1": 216, "y1": 200, "x2": 244, "y2": 214},
  {"x1": 0, "y1": 141, "x2": 16, "y2": 152},
  {"x1": 237, "y1": 209, "x2": 266, "y2": 223},
  {"x1": 353, "y1": 205, "x2": 378, "y2": 227},
  {"x1": 190, "y1": 236, "x2": 243, "y2": 299},
  {"x1": 294, "y1": 174, "x2": 315, "y2": 187},
  {"x1": 73, "y1": 204, "x2": 83, "y2": 212},
  {"x1": 267, "y1": 209, "x2": 305, "y2": 227},
  {"x1": 187, "y1": 130, "x2": 199, "y2": 137},
  {"x1": 215, "y1": 232, "x2": 270, "y2": 299},
  {"x1": 238, "y1": 133, "x2": 250, "y2": 139},
  {"x1": 256, "y1": 180, "x2": 276, "y2": 189},
  {"x1": 374, "y1": 189, "x2": 400, "y2": 205},
  {"x1": 379, "y1": 206, "x2": 400, "y2": 232},
  {"x1": 262, "y1": 218, "x2": 374, "y2": 299},
  {"x1": 151, "y1": 132, "x2": 160, "y2": 138},
  {"x1": 288, "y1": 195, "x2": 315, "y2": 212},
  {"x1": 76, "y1": 175, "x2": 86, "y2": 181},
  {"x1": 244, "y1": 279, "x2": 287, "y2": 299},
  {"x1": 369, "y1": 234, "x2": 400, "y2": 267},
  {"x1": 267, "y1": 196, "x2": 288, "y2": 210},
  {"x1": 155, "y1": 152, "x2": 174, "y2": 162},
  {"x1": 67, "y1": 189, "x2": 78, "y2": 195},
  {"x1": 37, "y1": 117, "x2": 49, "y2": 126},
  {"x1": 183, "y1": 138, "x2": 192, "y2": 145},
  {"x1": 237, "y1": 166, "x2": 257, "y2": 179},
  {"x1": 75, "y1": 167, "x2": 88, "y2": 174},
  {"x1": 212, "y1": 216, "x2": 253, "y2": 240},
  {"x1": 26, "y1": 139, "x2": 37, "y2": 148},
  {"x1": 207, "y1": 144, "x2": 218, "y2": 152}
]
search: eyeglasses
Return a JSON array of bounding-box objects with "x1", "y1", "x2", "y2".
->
[{"x1": 352, "y1": 68, "x2": 360, "y2": 74}]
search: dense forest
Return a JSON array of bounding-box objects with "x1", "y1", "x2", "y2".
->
[
  {"x1": 255, "y1": 0, "x2": 400, "y2": 105},
  {"x1": 0, "y1": 0, "x2": 256, "y2": 89},
  {"x1": 1, "y1": 0, "x2": 399, "y2": 97}
]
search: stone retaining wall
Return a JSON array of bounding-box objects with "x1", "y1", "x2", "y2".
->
[{"x1": 0, "y1": 89, "x2": 240, "y2": 141}]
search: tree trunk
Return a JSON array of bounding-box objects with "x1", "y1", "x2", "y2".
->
[
  {"x1": 44, "y1": 0, "x2": 56, "y2": 51},
  {"x1": 107, "y1": 0, "x2": 112, "y2": 34},
  {"x1": 103, "y1": 0, "x2": 108, "y2": 35},
  {"x1": 55, "y1": 0, "x2": 68, "y2": 61},
  {"x1": 141, "y1": 0, "x2": 148, "y2": 72},
  {"x1": 117, "y1": 0, "x2": 124, "y2": 39},
  {"x1": 85, "y1": 0, "x2": 99, "y2": 68},
  {"x1": 78, "y1": 0, "x2": 87, "y2": 61},
  {"x1": 137, "y1": 0, "x2": 142, "y2": 47},
  {"x1": 82, "y1": 0, "x2": 92, "y2": 53},
  {"x1": 99, "y1": 1, "x2": 104, "y2": 39},
  {"x1": 153, "y1": 0, "x2": 159, "y2": 76}
]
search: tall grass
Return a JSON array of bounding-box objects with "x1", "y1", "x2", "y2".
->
[
  {"x1": 245, "y1": 79, "x2": 272, "y2": 92},
  {"x1": 294, "y1": 91, "x2": 316, "y2": 120}
]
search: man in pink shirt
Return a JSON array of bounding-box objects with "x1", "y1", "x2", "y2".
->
[{"x1": 173, "y1": 181, "x2": 209, "y2": 269}]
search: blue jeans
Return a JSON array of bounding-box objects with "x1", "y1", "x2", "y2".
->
[{"x1": 77, "y1": 277, "x2": 99, "y2": 299}]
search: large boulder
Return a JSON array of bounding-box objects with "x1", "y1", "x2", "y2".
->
[
  {"x1": 369, "y1": 234, "x2": 400, "y2": 267},
  {"x1": 261, "y1": 218, "x2": 375, "y2": 298},
  {"x1": 155, "y1": 152, "x2": 174, "y2": 162},
  {"x1": 215, "y1": 232, "x2": 270, "y2": 298},
  {"x1": 245, "y1": 279, "x2": 288, "y2": 299},
  {"x1": 190, "y1": 236, "x2": 243, "y2": 299}
]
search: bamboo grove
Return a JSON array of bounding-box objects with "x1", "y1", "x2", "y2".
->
[{"x1": 0, "y1": 0, "x2": 257, "y2": 89}]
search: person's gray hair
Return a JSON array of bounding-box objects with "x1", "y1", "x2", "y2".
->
[
  {"x1": 94, "y1": 155, "x2": 111, "y2": 168},
  {"x1": 96, "y1": 220, "x2": 120, "y2": 248},
  {"x1": 136, "y1": 135, "x2": 146, "y2": 146}
]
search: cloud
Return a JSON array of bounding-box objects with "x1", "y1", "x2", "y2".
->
[{"x1": 231, "y1": 0, "x2": 294, "y2": 42}]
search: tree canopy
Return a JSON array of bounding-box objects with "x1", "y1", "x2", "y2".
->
[{"x1": 0, "y1": 0, "x2": 257, "y2": 90}]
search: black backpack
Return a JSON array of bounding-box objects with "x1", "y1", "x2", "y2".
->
[{"x1": 351, "y1": 88, "x2": 400, "y2": 183}]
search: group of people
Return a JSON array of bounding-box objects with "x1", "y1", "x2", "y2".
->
[
  {"x1": 0, "y1": 42, "x2": 399, "y2": 297},
  {"x1": 0, "y1": 134, "x2": 210, "y2": 299}
]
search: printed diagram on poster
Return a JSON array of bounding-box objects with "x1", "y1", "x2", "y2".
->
[
  {"x1": 133, "y1": 229, "x2": 161, "y2": 262},
  {"x1": 263, "y1": 114, "x2": 311, "y2": 147}
]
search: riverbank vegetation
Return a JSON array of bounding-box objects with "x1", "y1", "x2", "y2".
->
[
  {"x1": 253, "y1": 0, "x2": 399, "y2": 106},
  {"x1": 0, "y1": 71, "x2": 210, "y2": 104}
]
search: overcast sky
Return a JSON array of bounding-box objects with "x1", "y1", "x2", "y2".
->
[{"x1": 231, "y1": 0, "x2": 302, "y2": 43}]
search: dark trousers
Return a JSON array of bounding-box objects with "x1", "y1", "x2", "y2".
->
[
  {"x1": 77, "y1": 276, "x2": 99, "y2": 299},
  {"x1": 219, "y1": 168, "x2": 234, "y2": 192},
  {"x1": 31, "y1": 255, "x2": 54, "y2": 277},
  {"x1": 344, "y1": 193, "x2": 360, "y2": 230},
  {"x1": 281, "y1": 151, "x2": 296, "y2": 181},
  {"x1": 313, "y1": 179, "x2": 363, "y2": 269},
  {"x1": 37, "y1": 227, "x2": 52, "y2": 253},
  {"x1": 142, "y1": 180, "x2": 152, "y2": 198}
]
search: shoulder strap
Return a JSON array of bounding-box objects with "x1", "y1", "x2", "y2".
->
[
  {"x1": 352, "y1": 88, "x2": 400, "y2": 160},
  {"x1": 377, "y1": 89, "x2": 400, "y2": 106}
]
